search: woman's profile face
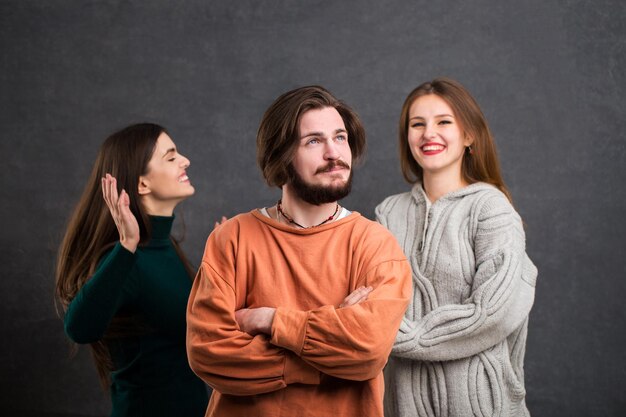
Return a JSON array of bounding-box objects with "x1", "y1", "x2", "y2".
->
[
  {"x1": 407, "y1": 94, "x2": 471, "y2": 178},
  {"x1": 139, "y1": 133, "x2": 195, "y2": 207}
]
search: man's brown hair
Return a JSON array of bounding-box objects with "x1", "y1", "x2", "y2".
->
[{"x1": 257, "y1": 85, "x2": 366, "y2": 187}]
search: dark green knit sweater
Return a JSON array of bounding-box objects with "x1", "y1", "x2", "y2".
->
[{"x1": 64, "y1": 216, "x2": 208, "y2": 417}]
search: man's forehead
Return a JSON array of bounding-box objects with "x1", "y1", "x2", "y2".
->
[{"x1": 299, "y1": 107, "x2": 346, "y2": 135}]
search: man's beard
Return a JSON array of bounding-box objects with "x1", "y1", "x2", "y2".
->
[{"x1": 287, "y1": 162, "x2": 352, "y2": 206}]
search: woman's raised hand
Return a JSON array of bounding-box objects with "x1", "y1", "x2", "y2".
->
[{"x1": 102, "y1": 173, "x2": 140, "y2": 253}]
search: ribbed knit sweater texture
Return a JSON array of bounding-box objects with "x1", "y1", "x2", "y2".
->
[{"x1": 376, "y1": 182, "x2": 537, "y2": 417}]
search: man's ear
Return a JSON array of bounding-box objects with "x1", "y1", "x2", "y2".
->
[{"x1": 138, "y1": 176, "x2": 151, "y2": 196}]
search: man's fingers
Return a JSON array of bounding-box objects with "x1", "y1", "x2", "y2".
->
[
  {"x1": 235, "y1": 309, "x2": 247, "y2": 326},
  {"x1": 354, "y1": 287, "x2": 373, "y2": 304},
  {"x1": 344, "y1": 286, "x2": 366, "y2": 304},
  {"x1": 339, "y1": 286, "x2": 373, "y2": 308}
]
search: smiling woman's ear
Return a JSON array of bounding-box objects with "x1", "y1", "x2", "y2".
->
[{"x1": 138, "y1": 176, "x2": 151, "y2": 195}]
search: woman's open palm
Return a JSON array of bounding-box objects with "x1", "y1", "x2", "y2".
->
[{"x1": 101, "y1": 173, "x2": 140, "y2": 253}]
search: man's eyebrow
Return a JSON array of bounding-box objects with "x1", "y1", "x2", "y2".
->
[
  {"x1": 301, "y1": 131, "x2": 323, "y2": 139},
  {"x1": 300, "y1": 128, "x2": 347, "y2": 139}
]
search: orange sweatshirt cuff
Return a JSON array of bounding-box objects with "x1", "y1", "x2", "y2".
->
[
  {"x1": 271, "y1": 307, "x2": 309, "y2": 354},
  {"x1": 283, "y1": 353, "x2": 321, "y2": 385}
]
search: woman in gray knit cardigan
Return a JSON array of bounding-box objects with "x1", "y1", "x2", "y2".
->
[{"x1": 376, "y1": 78, "x2": 537, "y2": 417}]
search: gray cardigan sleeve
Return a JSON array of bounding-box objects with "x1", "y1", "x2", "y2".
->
[{"x1": 384, "y1": 193, "x2": 537, "y2": 362}]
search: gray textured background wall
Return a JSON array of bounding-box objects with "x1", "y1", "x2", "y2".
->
[{"x1": 1, "y1": 1, "x2": 625, "y2": 416}]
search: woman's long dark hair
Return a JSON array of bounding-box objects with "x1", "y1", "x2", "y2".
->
[{"x1": 55, "y1": 123, "x2": 193, "y2": 389}]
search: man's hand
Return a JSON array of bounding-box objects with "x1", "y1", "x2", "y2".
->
[
  {"x1": 235, "y1": 307, "x2": 276, "y2": 336},
  {"x1": 235, "y1": 286, "x2": 372, "y2": 336},
  {"x1": 339, "y1": 286, "x2": 373, "y2": 308}
]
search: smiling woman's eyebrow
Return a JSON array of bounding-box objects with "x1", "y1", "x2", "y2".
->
[
  {"x1": 409, "y1": 114, "x2": 454, "y2": 120},
  {"x1": 162, "y1": 147, "x2": 176, "y2": 157}
]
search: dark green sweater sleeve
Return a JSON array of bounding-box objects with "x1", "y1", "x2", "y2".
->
[{"x1": 64, "y1": 243, "x2": 137, "y2": 344}]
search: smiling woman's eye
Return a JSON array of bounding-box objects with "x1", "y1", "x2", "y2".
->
[
  {"x1": 168, "y1": 157, "x2": 176, "y2": 161},
  {"x1": 411, "y1": 122, "x2": 425, "y2": 128},
  {"x1": 439, "y1": 120, "x2": 452, "y2": 125}
]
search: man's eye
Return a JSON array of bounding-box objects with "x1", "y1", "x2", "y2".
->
[
  {"x1": 307, "y1": 139, "x2": 319, "y2": 145},
  {"x1": 336, "y1": 135, "x2": 347, "y2": 142}
]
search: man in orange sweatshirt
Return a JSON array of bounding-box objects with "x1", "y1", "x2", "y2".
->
[{"x1": 186, "y1": 85, "x2": 412, "y2": 417}]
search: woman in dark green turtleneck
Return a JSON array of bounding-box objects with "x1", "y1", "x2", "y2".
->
[{"x1": 56, "y1": 123, "x2": 209, "y2": 417}]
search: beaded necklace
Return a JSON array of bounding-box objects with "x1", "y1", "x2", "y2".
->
[{"x1": 276, "y1": 199, "x2": 339, "y2": 229}]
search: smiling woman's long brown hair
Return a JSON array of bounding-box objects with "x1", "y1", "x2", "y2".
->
[
  {"x1": 55, "y1": 123, "x2": 193, "y2": 388},
  {"x1": 398, "y1": 77, "x2": 512, "y2": 203}
]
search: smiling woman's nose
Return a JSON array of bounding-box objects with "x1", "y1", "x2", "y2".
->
[{"x1": 423, "y1": 124, "x2": 437, "y2": 139}]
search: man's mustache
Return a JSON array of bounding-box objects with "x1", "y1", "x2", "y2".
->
[{"x1": 315, "y1": 161, "x2": 350, "y2": 174}]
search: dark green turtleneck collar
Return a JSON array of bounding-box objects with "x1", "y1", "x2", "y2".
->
[{"x1": 148, "y1": 215, "x2": 174, "y2": 245}]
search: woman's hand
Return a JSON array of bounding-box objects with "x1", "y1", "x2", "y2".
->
[
  {"x1": 102, "y1": 173, "x2": 140, "y2": 253},
  {"x1": 214, "y1": 216, "x2": 228, "y2": 230}
]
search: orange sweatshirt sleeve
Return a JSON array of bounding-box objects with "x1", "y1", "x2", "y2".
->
[
  {"x1": 271, "y1": 228, "x2": 412, "y2": 381},
  {"x1": 186, "y1": 222, "x2": 321, "y2": 396}
]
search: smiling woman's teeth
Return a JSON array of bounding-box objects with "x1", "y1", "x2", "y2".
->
[
  {"x1": 422, "y1": 145, "x2": 444, "y2": 151},
  {"x1": 179, "y1": 175, "x2": 189, "y2": 182}
]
